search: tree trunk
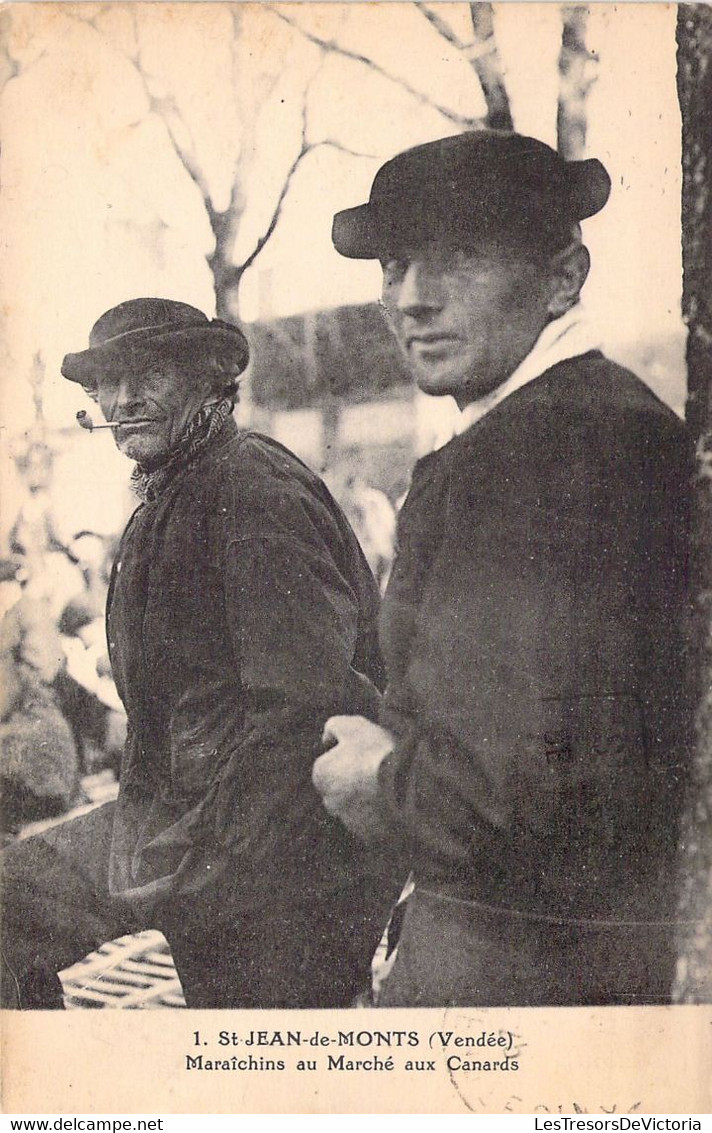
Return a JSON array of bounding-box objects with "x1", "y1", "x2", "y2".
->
[
  {"x1": 557, "y1": 5, "x2": 597, "y2": 160},
  {"x1": 468, "y1": 3, "x2": 514, "y2": 132},
  {"x1": 207, "y1": 203, "x2": 245, "y2": 322},
  {"x1": 674, "y1": 2, "x2": 712, "y2": 1004}
]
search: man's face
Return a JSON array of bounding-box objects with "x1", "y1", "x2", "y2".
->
[
  {"x1": 93, "y1": 354, "x2": 213, "y2": 467},
  {"x1": 380, "y1": 241, "x2": 553, "y2": 408}
]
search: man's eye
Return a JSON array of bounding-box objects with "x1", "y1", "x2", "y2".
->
[
  {"x1": 382, "y1": 259, "x2": 407, "y2": 284},
  {"x1": 82, "y1": 386, "x2": 99, "y2": 404}
]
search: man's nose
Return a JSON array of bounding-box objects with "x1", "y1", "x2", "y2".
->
[
  {"x1": 112, "y1": 377, "x2": 142, "y2": 414},
  {"x1": 393, "y1": 263, "x2": 443, "y2": 316}
]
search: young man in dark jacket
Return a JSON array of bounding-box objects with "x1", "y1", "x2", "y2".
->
[
  {"x1": 313, "y1": 131, "x2": 692, "y2": 1006},
  {"x1": 1, "y1": 298, "x2": 388, "y2": 1009}
]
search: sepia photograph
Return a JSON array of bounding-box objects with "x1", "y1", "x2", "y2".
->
[{"x1": 0, "y1": 0, "x2": 711, "y2": 1115}]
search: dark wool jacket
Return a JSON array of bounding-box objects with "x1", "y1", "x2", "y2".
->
[
  {"x1": 106, "y1": 419, "x2": 384, "y2": 911},
  {"x1": 378, "y1": 352, "x2": 692, "y2": 922}
]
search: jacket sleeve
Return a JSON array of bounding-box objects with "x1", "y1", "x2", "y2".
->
[{"x1": 212, "y1": 510, "x2": 381, "y2": 872}]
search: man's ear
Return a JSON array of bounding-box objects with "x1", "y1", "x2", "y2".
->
[{"x1": 547, "y1": 242, "x2": 591, "y2": 318}]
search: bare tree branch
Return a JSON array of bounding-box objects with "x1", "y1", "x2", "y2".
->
[
  {"x1": 266, "y1": 4, "x2": 482, "y2": 131},
  {"x1": 416, "y1": 1, "x2": 512, "y2": 131},
  {"x1": 237, "y1": 149, "x2": 306, "y2": 277},
  {"x1": 468, "y1": 2, "x2": 514, "y2": 131},
  {"x1": 238, "y1": 142, "x2": 375, "y2": 279},
  {"x1": 74, "y1": 5, "x2": 116, "y2": 24},
  {"x1": 148, "y1": 93, "x2": 219, "y2": 219},
  {"x1": 235, "y1": 53, "x2": 373, "y2": 280},
  {"x1": 83, "y1": 6, "x2": 247, "y2": 312},
  {"x1": 230, "y1": 3, "x2": 281, "y2": 116},
  {"x1": 319, "y1": 139, "x2": 376, "y2": 162},
  {"x1": 0, "y1": 47, "x2": 21, "y2": 96},
  {"x1": 122, "y1": 9, "x2": 221, "y2": 228},
  {"x1": 237, "y1": 82, "x2": 374, "y2": 281},
  {"x1": 225, "y1": 2, "x2": 277, "y2": 194},
  {"x1": 0, "y1": 7, "x2": 54, "y2": 93},
  {"x1": 414, "y1": 4, "x2": 465, "y2": 50},
  {"x1": 228, "y1": 2, "x2": 242, "y2": 87}
]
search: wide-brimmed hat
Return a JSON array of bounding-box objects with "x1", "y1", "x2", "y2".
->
[
  {"x1": 332, "y1": 131, "x2": 612, "y2": 260},
  {"x1": 61, "y1": 298, "x2": 250, "y2": 386}
]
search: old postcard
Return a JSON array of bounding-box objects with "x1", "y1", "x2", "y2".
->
[{"x1": 1, "y1": 1, "x2": 710, "y2": 1115}]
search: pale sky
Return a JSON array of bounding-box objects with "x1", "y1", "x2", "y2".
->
[{"x1": 0, "y1": 2, "x2": 685, "y2": 444}]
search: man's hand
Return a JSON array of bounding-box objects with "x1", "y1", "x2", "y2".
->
[{"x1": 312, "y1": 715, "x2": 395, "y2": 842}]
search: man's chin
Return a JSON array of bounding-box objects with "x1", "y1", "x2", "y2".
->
[
  {"x1": 413, "y1": 367, "x2": 468, "y2": 400},
  {"x1": 115, "y1": 437, "x2": 164, "y2": 465},
  {"x1": 413, "y1": 365, "x2": 502, "y2": 405}
]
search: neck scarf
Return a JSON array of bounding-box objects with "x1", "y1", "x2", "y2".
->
[{"x1": 130, "y1": 396, "x2": 234, "y2": 502}]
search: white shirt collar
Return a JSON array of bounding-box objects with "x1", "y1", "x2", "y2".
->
[{"x1": 454, "y1": 303, "x2": 601, "y2": 436}]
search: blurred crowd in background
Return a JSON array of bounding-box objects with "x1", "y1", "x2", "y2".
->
[{"x1": 0, "y1": 440, "x2": 126, "y2": 835}]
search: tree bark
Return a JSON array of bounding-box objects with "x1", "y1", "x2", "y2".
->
[
  {"x1": 674, "y1": 2, "x2": 712, "y2": 1003},
  {"x1": 468, "y1": 3, "x2": 514, "y2": 132},
  {"x1": 207, "y1": 198, "x2": 245, "y2": 322},
  {"x1": 557, "y1": 5, "x2": 597, "y2": 160}
]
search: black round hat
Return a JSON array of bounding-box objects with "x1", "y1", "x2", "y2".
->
[
  {"x1": 62, "y1": 298, "x2": 250, "y2": 386},
  {"x1": 332, "y1": 131, "x2": 612, "y2": 260}
]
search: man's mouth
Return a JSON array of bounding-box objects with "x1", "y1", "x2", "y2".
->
[{"x1": 406, "y1": 333, "x2": 459, "y2": 355}]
